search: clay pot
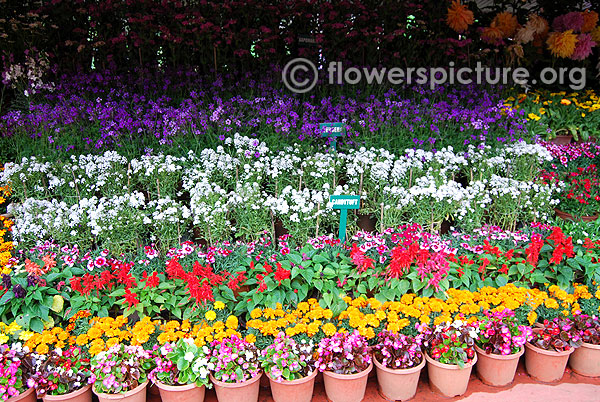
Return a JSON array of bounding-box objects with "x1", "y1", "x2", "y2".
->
[
  {"x1": 549, "y1": 135, "x2": 573, "y2": 145},
  {"x1": 44, "y1": 385, "x2": 92, "y2": 402},
  {"x1": 93, "y1": 381, "x2": 148, "y2": 402},
  {"x1": 210, "y1": 372, "x2": 261, "y2": 402},
  {"x1": 554, "y1": 208, "x2": 598, "y2": 222},
  {"x1": 373, "y1": 356, "x2": 425, "y2": 401},
  {"x1": 266, "y1": 369, "x2": 317, "y2": 402},
  {"x1": 524, "y1": 341, "x2": 574, "y2": 382},
  {"x1": 569, "y1": 342, "x2": 600, "y2": 377},
  {"x1": 322, "y1": 362, "x2": 373, "y2": 402},
  {"x1": 425, "y1": 352, "x2": 476, "y2": 397},
  {"x1": 8, "y1": 388, "x2": 36, "y2": 402},
  {"x1": 475, "y1": 345, "x2": 524, "y2": 387},
  {"x1": 154, "y1": 381, "x2": 205, "y2": 402}
]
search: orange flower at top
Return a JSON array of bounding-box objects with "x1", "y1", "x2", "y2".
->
[
  {"x1": 492, "y1": 12, "x2": 518, "y2": 38},
  {"x1": 581, "y1": 10, "x2": 599, "y2": 33},
  {"x1": 547, "y1": 30, "x2": 578, "y2": 58},
  {"x1": 25, "y1": 259, "x2": 43, "y2": 276},
  {"x1": 41, "y1": 254, "x2": 56, "y2": 271},
  {"x1": 447, "y1": 0, "x2": 474, "y2": 33}
]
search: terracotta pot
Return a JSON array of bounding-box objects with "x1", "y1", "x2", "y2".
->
[
  {"x1": 374, "y1": 356, "x2": 425, "y2": 401},
  {"x1": 569, "y1": 342, "x2": 600, "y2": 377},
  {"x1": 554, "y1": 208, "x2": 598, "y2": 222},
  {"x1": 147, "y1": 384, "x2": 160, "y2": 396},
  {"x1": 93, "y1": 381, "x2": 148, "y2": 402},
  {"x1": 210, "y1": 372, "x2": 261, "y2": 402},
  {"x1": 524, "y1": 341, "x2": 574, "y2": 382},
  {"x1": 8, "y1": 388, "x2": 36, "y2": 402},
  {"x1": 475, "y1": 345, "x2": 523, "y2": 387},
  {"x1": 425, "y1": 352, "x2": 476, "y2": 397},
  {"x1": 549, "y1": 135, "x2": 573, "y2": 145},
  {"x1": 266, "y1": 369, "x2": 317, "y2": 402},
  {"x1": 322, "y1": 362, "x2": 373, "y2": 402},
  {"x1": 154, "y1": 381, "x2": 205, "y2": 402},
  {"x1": 44, "y1": 385, "x2": 92, "y2": 402}
]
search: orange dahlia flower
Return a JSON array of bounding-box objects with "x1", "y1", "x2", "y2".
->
[
  {"x1": 447, "y1": 0, "x2": 474, "y2": 33},
  {"x1": 546, "y1": 30, "x2": 578, "y2": 58}
]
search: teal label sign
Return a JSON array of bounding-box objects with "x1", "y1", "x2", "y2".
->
[
  {"x1": 329, "y1": 195, "x2": 360, "y2": 242},
  {"x1": 320, "y1": 122, "x2": 346, "y2": 151}
]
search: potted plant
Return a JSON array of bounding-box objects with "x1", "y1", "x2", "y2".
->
[
  {"x1": 90, "y1": 344, "x2": 153, "y2": 402},
  {"x1": 30, "y1": 346, "x2": 92, "y2": 402},
  {"x1": 569, "y1": 314, "x2": 600, "y2": 377},
  {"x1": 149, "y1": 338, "x2": 212, "y2": 402},
  {"x1": 209, "y1": 335, "x2": 262, "y2": 402},
  {"x1": 475, "y1": 309, "x2": 533, "y2": 386},
  {"x1": 525, "y1": 317, "x2": 582, "y2": 382},
  {"x1": 316, "y1": 330, "x2": 372, "y2": 402},
  {"x1": 422, "y1": 320, "x2": 479, "y2": 397},
  {"x1": 371, "y1": 330, "x2": 425, "y2": 401},
  {"x1": 0, "y1": 344, "x2": 35, "y2": 402},
  {"x1": 260, "y1": 332, "x2": 316, "y2": 402}
]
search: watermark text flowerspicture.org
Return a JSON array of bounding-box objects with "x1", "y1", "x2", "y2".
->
[{"x1": 281, "y1": 58, "x2": 587, "y2": 93}]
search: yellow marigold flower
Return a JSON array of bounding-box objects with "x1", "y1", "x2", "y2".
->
[
  {"x1": 35, "y1": 343, "x2": 49, "y2": 354},
  {"x1": 0, "y1": 334, "x2": 8, "y2": 344},
  {"x1": 205, "y1": 310, "x2": 217, "y2": 321},
  {"x1": 250, "y1": 308, "x2": 262, "y2": 319},
  {"x1": 561, "y1": 99, "x2": 572, "y2": 105},
  {"x1": 19, "y1": 331, "x2": 34, "y2": 341},
  {"x1": 323, "y1": 309, "x2": 333, "y2": 320},
  {"x1": 547, "y1": 30, "x2": 578, "y2": 58},
  {"x1": 87, "y1": 327, "x2": 102, "y2": 340},
  {"x1": 226, "y1": 315, "x2": 238, "y2": 330},
  {"x1": 446, "y1": 0, "x2": 474, "y2": 33},
  {"x1": 245, "y1": 334, "x2": 256, "y2": 343},
  {"x1": 75, "y1": 334, "x2": 89, "y2": 346},
  {"x1": 528, "y1": 113, "x2": 541, "y2": 121},
  {"x1": 322, "y1": 323, "x2": 337, "y2": 336},
  {"x1": 527, "y1": 311, "x2": 538, "y2": 325},
  {"x1": 375, "y1": 310, "x2": 386, "y2": 320},
  {"x1": 544, "y1": 298, "x2": 559, "y2": 309}
]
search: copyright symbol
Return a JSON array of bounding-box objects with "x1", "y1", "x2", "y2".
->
[{"x1": 282, "y1": 58, "x2": 318, "y2": 93}]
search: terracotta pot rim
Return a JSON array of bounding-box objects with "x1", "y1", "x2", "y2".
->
[
  {"x1": 8, "y1": 387, "x2": 35, "y2": 402},
  {"x1": 554, "y1": 208, "x2": 599, "y2": 220},
  {"x1": 209, "y1": 372, "x2": 262, "y2": 389},
  {"x1": 44, "y1": 384, "x2": 92, "y2": 401},
  {"x1": 373, "y1": 355, "x2": 425, "y2": 374},
  {"x1": 265, "y1": 368, "x2": 317, "y2": 385},
  {"x1": 93, "y1": 381, "x2": 148, "y2": 399},
  {"x1": 424, "y1": 352, "x2": 477, "y2": 370},
  {"x1": 525, "y1": 341, "x2": 574, "y2": 356},
  {"x1": 154, "y1": 380, "x2": 204, "y2": 392},
  {"x1": 474, "y1": 345, "x2": 524, "y2": 360},
  {"x1": 578, "y1": 341, "x2": 600, "y2": 350},
  {"x1": 322, "y1": 362, "x2": 373, "y2": 380}
]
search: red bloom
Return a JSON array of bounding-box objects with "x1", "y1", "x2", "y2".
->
[
  {"x1": 123, "y1": 289, "x2": 139, "y2": 307},
  {"x1": 143, "y1": 271, "x2": 160, "y2": 288},
  {"x1": 274, "y1": 262, "x2": 291, "y2": 283},
  {"x1": 165, "y1": 257, "x2": 185, "y2": 279},
  {"x1": 350, "y1": 243, "x2": 374, "y2": 273}
]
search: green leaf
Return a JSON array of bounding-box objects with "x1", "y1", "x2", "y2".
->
[
  {"x1": 0, "y1": 291, "x2": 14, "y2": 305},
  {"x1": 495, "y1": 276, "x2": 508, "y2": 287},
  {"x1": 300, "y1": 269, "x2": 314, "y2": 283},
  {"x1": 288, "y1": 253, "x2": 302, "y2": 266},
  {"x1": 30, "y1": 317, "x2": 44, "y2": 333}
]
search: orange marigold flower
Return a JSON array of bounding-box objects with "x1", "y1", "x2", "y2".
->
[
  {"x1": 481, "y1": 26, "x2": 504, "y2": 44},
  {"x1": 547, "y1": 30, "x2": 578, "y2": 58},
  {"x1": 447, "y1": 0, "x2": 474, "y2": 33}
]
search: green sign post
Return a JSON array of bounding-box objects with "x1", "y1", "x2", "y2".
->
[
  {"x1": 320, "y1": 122, "x2": 346, "y2": 151},
  {"x1": 329, "y1": 195, "x2": 360, "y2": 242}
]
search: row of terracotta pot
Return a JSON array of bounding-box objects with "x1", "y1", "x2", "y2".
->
[{"x1": 11, "y1": 341, "x2": 600, "y2": 402}]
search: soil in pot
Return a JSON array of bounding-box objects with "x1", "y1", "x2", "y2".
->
[
  {"x1": 524, "y1": 342, "x2": 574, "y2": 383},
  {"x1": 475, "y1": 345, "x2": 524, "y2": 387},
  {"x1": 210, "y1": 372, "x2": 261, "y2": 402},
  {"x1": 322, "y1": 363, "x2": 373, "y2": 402},
  {"x1": 374, "y1": 356, "x2": 425, "y2": 401},
  {"x1": 266, "y1": 369, "x2": 317, "y2": 402},
  {"x1": 425, "y1": 352, "x2": 477, "y2": 397},
  {"x1": 569, "y1": 342, "x2": 600, "y2": 377}
]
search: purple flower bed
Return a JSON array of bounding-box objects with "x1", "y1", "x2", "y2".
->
[{"x1": 0, "y1": 68, "x2": 530, "y2": 159}]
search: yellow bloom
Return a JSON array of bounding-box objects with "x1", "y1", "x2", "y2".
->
[
  {"x1": 0, "y1": 334, "x2": 8, "y2": 344},
  {"x1": 245, "y1": 334, "x2": 256, "y2": 343},
  {"x1": 250, "y1": 308, "x2": 262, "y2": 319},
  {"x1": 205, "y1": 310, "x2": 217, "y2": 321},
  {"x1": 561, "y1": 99, "x2": 572, "y2": 105},
  {"x1": 322, "y1": 323, "x2": 337, "y2": 336},
  {"x1": 214, "y1": 301, "x2": 225, "y2": 310},
  {"x1": 528, "y1": 113, "x2": 541, "y2": 121},
  {"x1": 547, "y1": 30, "x2": 578, "y2": 58},
  {"x1": 226, "y1": 315, "x2": 238, "y2": 330}
]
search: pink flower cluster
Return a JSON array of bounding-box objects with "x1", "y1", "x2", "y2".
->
[
  {"x1": 260, "y1": 332, "x2": 314, "y2": 382},
  {"x1": 209, "y1": 335, "x2": 260, "y2": 383},
  {"x1": 0, "y1": 345, "x2": 27, "y2": 401},
  {"x1": 477, "y1": 309, "x2": 533, "y2": 355},
  {"x1": 316, "y1": 330, "x2": 371, "y2": 375}
]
